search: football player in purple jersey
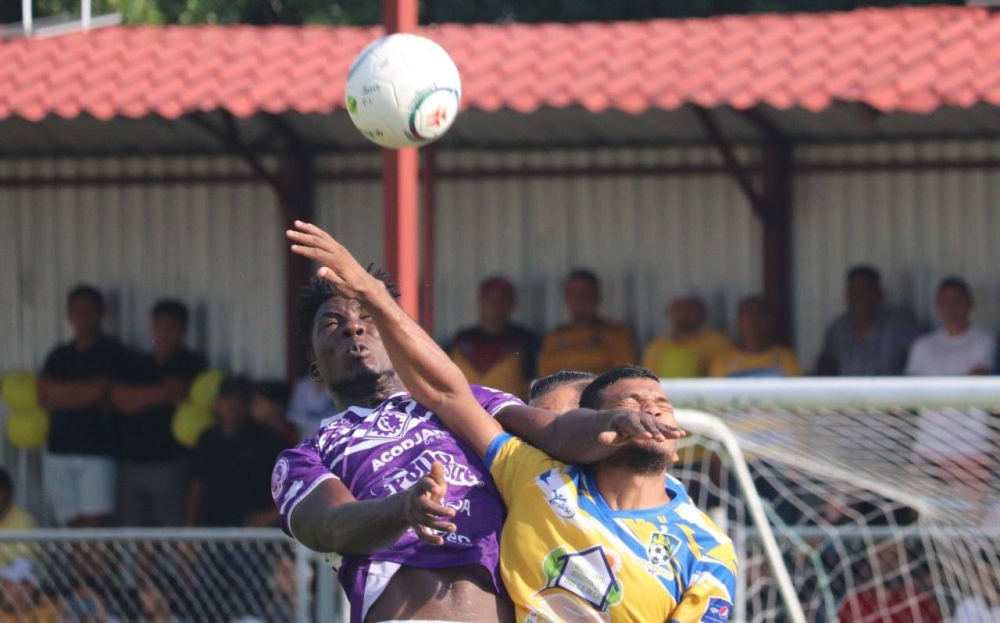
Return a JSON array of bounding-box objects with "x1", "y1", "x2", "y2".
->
[{"x1": 273, "y1": 221, "x2": 682, "y2": 623}]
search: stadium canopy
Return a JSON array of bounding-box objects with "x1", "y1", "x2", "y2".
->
[
  {"x1": 2, "y1": 5, "x2": 1000, "y2": 156},
  {"x1": 3, "y1": 4, "x2": 1000, "y2": 377}
]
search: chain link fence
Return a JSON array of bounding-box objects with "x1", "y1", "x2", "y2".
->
[{"x1": 0, "y1": 529, "x2": 346, "y2": 623}]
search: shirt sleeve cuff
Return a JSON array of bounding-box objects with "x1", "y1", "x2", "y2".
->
[{"x1": 484, "y1": 432, "x2": 514, "y2": 470}]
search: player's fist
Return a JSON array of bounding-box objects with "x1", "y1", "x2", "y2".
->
[
  {"x1": 402, "y1": 460, "x2": 457, "y2": 546},
  {"x1": 597, "y1": 410, "x2": 685, "y2": 446}
]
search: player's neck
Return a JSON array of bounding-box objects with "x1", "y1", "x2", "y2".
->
[
  {"x1": 331, "y1": 372, "x2": 405, "y2": 410},
  {"x1": 593, "y1": 466, "x2": 671, "y2": 511}
]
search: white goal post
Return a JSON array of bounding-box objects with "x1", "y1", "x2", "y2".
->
[{"x1": 665, "y1": 377, "x2": 1000, "y2": 623}]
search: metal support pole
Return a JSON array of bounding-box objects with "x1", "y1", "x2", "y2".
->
[
  {"x1": 82, "y1": 0, "x2": 91, "y2": 29},
  {"x1": 22, "y1": 0, "x2": 33, "y2": 35},
  {"x1": 382, "y1": 0, "x2": 420, "y2": 320}
]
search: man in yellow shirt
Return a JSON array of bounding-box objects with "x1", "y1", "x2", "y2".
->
[
  {"x1": 643, "y1": 290, "x2": 733, "y2": 378},
  {"x1": 0, "y1": 469, "x2": 36, "y2": 569},
  {"x1": 709, "y1": 297, "x2": 801, "y2": 378},
  {"x1": 539, "y1": 270, "x2": 635, "y2": 376}
]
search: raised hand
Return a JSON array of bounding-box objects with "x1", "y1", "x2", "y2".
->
[
  {"x1": 286, "y1": 221, "x2": 380, "y2": 301},
  {"x1": 402, "y1": 461, "x2": 457, "y2": 546},
  {"x1": 596, "y1": 410, "x2": 686, "y2": 446}
]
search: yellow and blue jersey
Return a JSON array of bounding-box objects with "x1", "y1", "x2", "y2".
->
[{"x1": 485, "y1": 433, "x2": 738, "y2": 623}]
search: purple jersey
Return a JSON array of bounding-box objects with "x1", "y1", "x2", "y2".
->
[{"x1": 271, "y1": 385, "x2": 521, "y2": 622}]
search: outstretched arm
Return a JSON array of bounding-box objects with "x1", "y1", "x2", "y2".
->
[
  {"x1": 286, "y1": 221, "x2": 682, "y2": 460},
  {"x1": 288, "y1": 221, "x2": 503, "y2": 457}
]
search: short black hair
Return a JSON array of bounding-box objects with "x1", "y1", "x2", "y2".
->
[
  {"x1": 847, "y1": 265, "x2": 881, "y2": 286},
  {"x1": 0, "y1": 467, "x2": 11, "y2": 496},
  {"x1": 528, "y1": 371, "x2": 597, "y2": 402},
  {"x1": 937, "y1": 276, "x2": 971, "y2": 299},
  {"x1": 254, "y1": 380, "x2": 292, "y2": 409},
  {"x1": 296, "y1": 266, "x2": 399, "y2": 348},
  {"x1": 152, "y1": 299, "x2": 189, "y2": 328},
  {"x1": 67, "y1": 285, "x2": 103, "y2": 313},
  {"x1": 479, "y1": 276, "x2": 515, "y2": 299},
  {"x1": 579, "y1": 365, "x2": 660, "y2": 410},
  {"x1": 218, "y1": 375, "x2": 254, "y2": 403},
  {"x1": 566, "y1": 268, "x2": 599, "y2": 290}
]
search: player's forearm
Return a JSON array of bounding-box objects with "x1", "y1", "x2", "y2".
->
[
  {"x1": 112, "y1": 385, "x2": 168, "y2": 413},
  {"x1": 293, "y1": 492, "x2": 410, "y2": 555},
  {"x1": 361, "y1": 285, "x2": 474, "y2": 414},
  {"x1": 533, "y1": 409, "x2": 625, "y2": 464}
]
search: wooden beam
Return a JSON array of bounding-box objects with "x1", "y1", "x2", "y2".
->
[
  {"x1": 280, "y1": 154, "x2": 315, "y2": 382},
  {"x1": 761, "y1": 140, "x2": 794, "y2": 347},
  {"x1": 420, "y1": 145, "x2": 436, "y2": 334}
]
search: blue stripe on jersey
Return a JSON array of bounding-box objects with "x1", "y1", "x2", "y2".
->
[{"x1": 484, "y1": 432, "x2": 513, "y2": 470}]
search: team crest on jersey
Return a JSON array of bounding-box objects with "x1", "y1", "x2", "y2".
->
[
  {"x1": 366, "y1": 411, "x2": 410, "y2": 439},
  {"x1": 647, "y1": 531, "x2": 682, "y2": 567},
  {"x1": 536, "y1": 469, "x2": 576, "y2": 519},
  {"x1": 271, "y1": 458, "x2": 289, "y2": 499},
  {"x1": 539, "y1": 545, "x2": 623, "y2": 612}
]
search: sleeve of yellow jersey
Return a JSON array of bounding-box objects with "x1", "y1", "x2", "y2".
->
[
  {"x1": 669, "y1": 541, "x2": 739, "y2": 623},
  {"x1": 483, "y1": 432, "x2": 563, "y2": 505}
]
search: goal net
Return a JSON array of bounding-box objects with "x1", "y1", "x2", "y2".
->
[{"x1": 667, "y1": 377, "x2": 1000, "y2": 623}]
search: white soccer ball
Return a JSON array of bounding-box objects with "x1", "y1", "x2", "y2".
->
[{"x1": 345, "y1": 33, "x2": 462, "y2": 149}]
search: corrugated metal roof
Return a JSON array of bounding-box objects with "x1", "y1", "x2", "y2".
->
[{"x1": 0, "y1": 156, "x2": 286, "y2": 378}]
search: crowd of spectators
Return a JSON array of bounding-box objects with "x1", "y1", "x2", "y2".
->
[{"x1": 447, "y1": 264, "x2": 999, "y2": 399}]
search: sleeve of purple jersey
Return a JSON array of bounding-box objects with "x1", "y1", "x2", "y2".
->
[
  {"x1": 470, "y1": 385, "x2": 524, "y2": 417},
  {"x1": 271, "y1": 435, "x2": 340, "y2": 539}
]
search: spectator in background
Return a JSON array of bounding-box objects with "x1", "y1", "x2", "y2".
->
[
  {"x1": 448, "y1": 276, "x2": 540, "y2": 399},
  {"x1": 38, "y1": 285, "x2": 129, "y2": 527},
  {"x1": 815, "y1": 265, "x2": 920, "y2": 376},
  {"x1": 906, "y1": 277, "x2": 996, "y2": 376},
  {"x1": 113, "y1": 300, "x2": 207, "y2": 527},
  {"x1": 252, "y1": 380, "x2": 299, "y2": 446},
  {"x1": 953, "y1": 549, "x2": 1000, "y2": 622},
  {"x1": 0, "y1": 558, "x2": 59, "y2": 623},
  {"x1": 286, "y1": 366, "x2": 338, "y2": 438},
  {"x1": 526, "y1": 370, "x2": 596, "y2": 413},
  {"x1": 906, "y1": 278, "x2": 996, "y2": 507},
  {"x1": 186, "y1": 376, "x2": 288, "y2": 528},
  {"x1": 0, "y1": 468, "x2": 36, "y2": 569},
  {"x1": 538, "y1": 268, "x2": 635, "y2": 376},
  {"x1": 710, "y1": 296, "x2": 801, "y2": 378},
  {"x1": 837, "y1": 540, "x2": 941, "y2": 623},
  {"x1": 643, "y1": 290, "x2": 734, "y2": 377}
]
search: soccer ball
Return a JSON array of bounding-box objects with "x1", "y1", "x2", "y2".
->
[{"x1": 345, "y1": 33, "x2": 462, "y2": 149}]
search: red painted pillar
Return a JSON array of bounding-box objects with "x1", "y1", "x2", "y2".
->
[
  {"x1": 420, "y1": 146, "x2": 437, "y2": 334},
  {"x1": 383, "y1": 0, "x2": 420, "y2": 320}
]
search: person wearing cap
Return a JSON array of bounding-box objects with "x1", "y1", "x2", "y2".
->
[
  {"x1": 642, "y1": 289, "x2": 734, "y2": 378},
  {"x1": 185, "y1": 376, "x2": 290, "y2": 528},
  {"x1": 0, "y1": 558, "x2": 58, "y2": 623}
]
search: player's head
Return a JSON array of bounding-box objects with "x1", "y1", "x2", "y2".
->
[
  {"x1": 564, "y1": 268, "x2": 600, "y2": 322},
  {"x1": 936, "y1": 276, "x2": 973, "y2": 329},
  {"x1": 528, "y1": 371, "x2": 597, "y2": 413},
  {"x1": 296, "y1": 269, "x2": 400, "y2": 400},
  {"x1": 668, "y1": 289, "x2": 707, "y2": 335},
  {"x1": 580, "y1": 365, "x2": 679, "y2": 474},
  {"x1": 478, "y1": 276, "x2": 516, "y2": 332},
  {"x1": 151, "y1": 299, "x2": 189, "y2": 357},
  {"x1": 66, "y1": 285, "x2": 104, "y2": 339},
  {"x1": 846, "y1": 265, "x2": 882, "y2": 319}
]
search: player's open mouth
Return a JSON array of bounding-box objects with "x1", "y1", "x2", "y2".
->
[{"x1": 347, "y1": 343, "x2": 371, "y2": 358}]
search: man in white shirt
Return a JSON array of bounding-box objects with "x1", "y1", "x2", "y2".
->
[
  {"x1": 906, "y1": 277, "x2": 997, "y2": 511},
  {"x1": 906, "y1": 277, "x2": 995, "y2": 376}
]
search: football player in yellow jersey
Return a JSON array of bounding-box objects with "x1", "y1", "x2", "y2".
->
[{"x1": 289, "y1": 224, "x2": 736, "y2": 623}]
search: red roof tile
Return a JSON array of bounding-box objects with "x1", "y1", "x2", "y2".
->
[{"x1": 2, "y1": 5, "x2": 1000, "y2": 121}]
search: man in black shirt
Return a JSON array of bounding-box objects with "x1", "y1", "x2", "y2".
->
[
  {"x1": 186, "y1": 376, "x2": 289, "y2": 527},
  {"x1": 112, "y1": 300, "x2": 207, "y2": 527},
  {"x1": 39, "y1": 285, "x2": 129, "y2": 527}
]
